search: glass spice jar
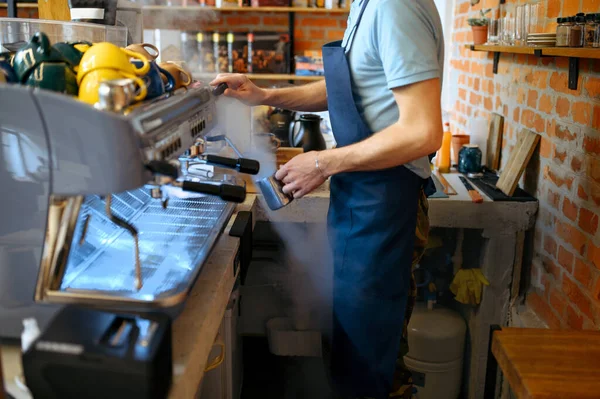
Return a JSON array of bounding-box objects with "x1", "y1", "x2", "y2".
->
[
  {"x1": 595, "y1": 14, "x2": 600, "y2": 48},
  {"x1": 556, "y1": 17, "x2": 570, "y2": 47},
  {"x1": 585, "y1": 13, "x2": 597, "y2": 47},
  {"x1": 570, "y1": 16, "x2": 585, "y2": 47}
]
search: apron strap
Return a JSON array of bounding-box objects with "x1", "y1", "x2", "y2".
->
[{"x1": 342, "y1": 0, "x2": 371, "y2": 53}]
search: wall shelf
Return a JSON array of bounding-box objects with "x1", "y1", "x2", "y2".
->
[
  {"x1": 0, "y1": 3, "x2": 38, "y2": 8},
  {"x1": 142, "y1": 5, "x2": 349, "y2": 13},
  {"x1": 194, "y1": 73, "x2": 323, "y2": 81},
  {"x1": 466, "y1": 44, "x2": 600, "y2": 90}
]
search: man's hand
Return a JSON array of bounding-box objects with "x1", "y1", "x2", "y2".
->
[
  {"x1": 275, "y1": 151, "x2": 327, "y2": 199},
  {"x1": 210, "y1": 73, "x2": 267, "y2": 106}
]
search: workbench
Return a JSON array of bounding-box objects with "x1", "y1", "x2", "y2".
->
[{"x1": 2, "y1": 173, "x2": 537, "y2": 399}]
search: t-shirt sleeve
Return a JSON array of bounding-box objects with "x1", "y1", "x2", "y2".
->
[{"x1": 374, "y1": 0, "x2": 441, "y2": 90}]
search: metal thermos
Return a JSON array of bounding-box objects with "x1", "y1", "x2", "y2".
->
[{"x1": 256, "y1": 174, "x2": 293, "y2": 211}]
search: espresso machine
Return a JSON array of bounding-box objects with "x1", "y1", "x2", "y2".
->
[{"x1": 0, "y1": 79, "x2": 261, "y2": 396}]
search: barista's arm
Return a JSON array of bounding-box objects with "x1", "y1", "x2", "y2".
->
[
  {"x1": 318, "y1": 78, "x2": 442, "y2": 175},
  {"x1": 210, "y1": 74, "x2": 328, "y2": 112},
  {"x1": 275, "y1": 78, "x2": 442, "y2": 198}
]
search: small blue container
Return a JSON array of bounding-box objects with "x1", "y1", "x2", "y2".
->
[{"x1": 458, "y1": 144, "x2": 482, "y2": 174}]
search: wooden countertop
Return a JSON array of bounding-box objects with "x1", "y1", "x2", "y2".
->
[
  {"x1": 492, "y1": 328, "x2": 600, "y2": 399},
  {"x1": 258, "y1": 173, "x2": 538, "y2": 232}
]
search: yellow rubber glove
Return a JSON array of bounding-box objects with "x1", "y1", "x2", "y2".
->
[{"x1": 450, "y1": 269, "x2": 490, "y2": 305}]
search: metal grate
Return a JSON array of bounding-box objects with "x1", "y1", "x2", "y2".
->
[{"x1": 61, "y1": 188, "x2": 233, "y2": 301}]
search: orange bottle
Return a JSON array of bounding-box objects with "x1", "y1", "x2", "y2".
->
[{"x1": 438, "y1": 122, "x2": 452, "y2": 173}]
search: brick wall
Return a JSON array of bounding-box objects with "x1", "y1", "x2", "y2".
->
[
  {"x1": 144, "y1": 10, "x2": 347, "y2": 54},
  {"x1": 0, "y1": 7, "x2": 38, "y2": 18},
  {"x1": 450, "y1": 0, "x2": 600, "y2": 330}
]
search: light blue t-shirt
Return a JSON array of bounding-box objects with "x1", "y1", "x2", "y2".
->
[{"x1": 342, "y1": 0, "x2": 444, "y2": 178}]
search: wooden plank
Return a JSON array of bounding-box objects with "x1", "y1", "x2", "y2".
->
[
  {"x1": 496, "y1": 129, "x2": 540, "y2": 197},
  {"x1": 466, "y1": 44, "x2": 600, "y2": 60},
  {"x1": 142, "y1": 5, "x2": 349, "y2": 13},
  {"x1": 467, "y1": 44, "x2": 536, "y2": 55},
  {"x1": 486, "y1": 113, "x2": 504, "y2": 171},
  {"x1": 37, "y1": 0, "x2": 70, "y2": 21},
  {"x1": 433, "y1": 170, "x2": 457, "y2": 195},
  {"x1": 492, "y1": 328, "x2": 600, "y2": 399},
  {"x1": 0, "y1": 347, "x2": 4, "y2": 399},
  {"x1": 542, "y1": 47, "x2": 600, "y2": 59},
  {"x1": 0, "y1": 3, "x2": 38, "y2": 8}
]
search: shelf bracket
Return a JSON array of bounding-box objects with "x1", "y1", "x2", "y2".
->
[
  {"x1": 7, "y1": 0, "x2": 16, "y2": 17},
  {"x1": 493, "y1": 52, "x2": 500, "y2": 74},
  {"x1": 568, "y1": 57, "x2": 579, "y2": 91}
]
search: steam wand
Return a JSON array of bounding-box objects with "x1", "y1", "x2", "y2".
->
[{"x1": 105, "y1": 194, "x2": 143, "y2": 291}]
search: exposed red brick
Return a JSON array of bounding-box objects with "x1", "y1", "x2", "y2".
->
[
  {"x1": 562, "y1": 198, "x2": 579, "y2": 221},
  {"x1": 525, "y1": 70, "x2": 549, "y2": 89},
  {"x1": 539, "y1": 94, "x2": 554, "y2": 114},
  {"x1": 547, "y1": 188, "x2": 561, "y2": 209},
  {"x1": 562, "y1": 275, "x2": 594, "y2": 319},
  {"x1": 593, "y1": 276, "x2": 600, "y2": 301},
  {"x1": 553, "y1": 147, "x2": 567, "y2": 165},
  {"x1": 542, "y1": 254, "x2": 563, "y2": 281},
  {"x1": 262, "y1": 16, "x2": 288, "y2": 26},
  {"x1": 583, "y1": 136, "x2": 600, "y2": 155},
  {"x1": 572, "y1": 101, "x2": 593, "y2": 126},
  {"x1": 573, "y1": 258, "x2": 593, "y2": 289},
  {"x1": 528, "y1": 292, "x2": 563, "y2": 328},
  {"x1": 544, "y1": 234, "x2": 558, "y2": 258},
  {"x1": 309, "y1": 29, "x2": 325, "y2": 40},
  {"x1": 586, "y1": 155, "x2": 600, "y2": 184},
  {"x1": 527, "y1": 90, "x2": 539, "y2": 108},
  {"x1": 555, "y1": 97, "x2": 570, "y2": 118},
  {"x1": 584, "y1": 76, "x2": 600, "y2": 99},
  {"x1": 469, "y1": 92, "x2": 482, "y2": 106},
  {"x1": 554, "y1": 122, "x2": 578, "y2": 142},
  {"x1": 555, "y1": 219, "x2": 588, "y2": 256},
  {"x1": 579, "y1": 208, "x2": 599, "y2": 236},
  {"x1": 551, "y1": 72, "x2": 581, "y2": 95},
  {"x1": 547, "y1": 0, "x2": 561, "y2": 18},
  {"x1": 513, "y1": 107, "x2": 521, "y2": 123},
  {"x1": 539, "y1": 137, "x2": 552, "y2": 159},
  {"x1": 589, "y1": 241, "x2": 600, "y2": 270},
  {"x1": 572, "y1": 153, "x2": 584, "y2": 173},
  {"x1": 558, "y1": 246, "x2": 575, "y2": 272},
  {"x1": 544, "y1": 165, "x2": 574, "y2": 190},
  {"x1": 566, "y1": 305, "x2": 585, "y2": 329},
  {"x1": 549, "y1": 287, "x2": 568, "y2": 317}
]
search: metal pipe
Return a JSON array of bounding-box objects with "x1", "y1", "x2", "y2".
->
[{"x1": 105, "y1": 194, "x2": 143, "y2": 291}]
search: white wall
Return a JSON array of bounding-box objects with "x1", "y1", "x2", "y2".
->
[{"x1": 434, "y1": 0, "x2": 456, "y2": 113}]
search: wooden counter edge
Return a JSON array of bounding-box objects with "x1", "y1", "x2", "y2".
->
[
  {"x1": 168, "y1": 195, "x2": 257, "y2": 398},
  {"x1": 491, "y1": 330, "x2": 529, "y2": 399}
]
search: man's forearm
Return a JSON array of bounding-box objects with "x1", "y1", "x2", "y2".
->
[
  {"x1": 263, "y1": 80, "x2": 328, "y2": 112},
  {"x1": 319, "y1": 121, "x2": 441, "y2": 177}
]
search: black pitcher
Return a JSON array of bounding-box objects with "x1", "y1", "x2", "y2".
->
[
  {"x1": 289, "y1": 114, "x2": 326, "y2": 153},
  {"x1": 269, "y1": 108, "x2": 296, "y2": 147}
]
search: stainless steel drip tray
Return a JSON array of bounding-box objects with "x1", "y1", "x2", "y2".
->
[{"x1": 48, "y1": 188, "x2": 235, "y2": 310}]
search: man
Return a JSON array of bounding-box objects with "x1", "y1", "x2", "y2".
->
[{"x1": 211, "y1": 0, "x2": 444, "y2": 397}]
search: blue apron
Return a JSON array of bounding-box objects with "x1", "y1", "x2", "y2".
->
[{"x1": 323, "y1": 0, "x2": 433, "y2": 397}]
